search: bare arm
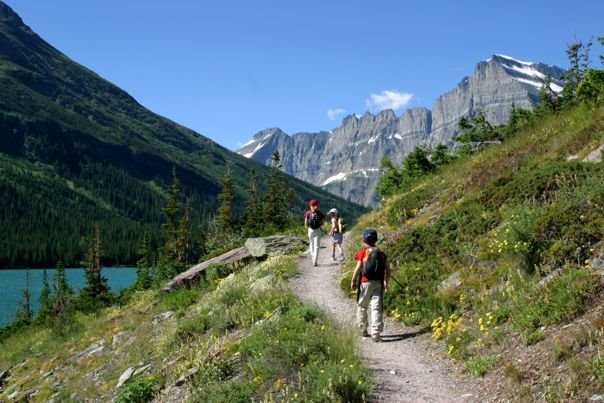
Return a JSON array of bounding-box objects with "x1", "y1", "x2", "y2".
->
[
  {"x1": 384, "y1": 260, "x2": 391, "y2": 292},
  {"x1": 350, "y1": 260, "x2": 362, "y2": 290}
]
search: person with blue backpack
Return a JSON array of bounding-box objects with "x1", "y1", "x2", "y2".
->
[
  {"x1": 350, "y1": 228, "x2": 391, "y2": 342},
  {"x1": 304, "y1": 199, "x2": 325, "y2": 267}
]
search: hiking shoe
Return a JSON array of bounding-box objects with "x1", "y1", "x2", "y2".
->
[
  {"x1": 372, "y1": 335, "x2": 382, "y2": 343},
  {"x1": 361, "y1": 330, "x2": 370, "y2": 337},
  {"x1": 332, "y1": 256, "x2": 337, "y2": 261},
  {"x1": 313, "y1": 262, "x2": 318, "y2": 267}
]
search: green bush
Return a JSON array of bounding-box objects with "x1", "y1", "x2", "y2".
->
[
  {"x1": 115, "y1": 376, "x2": 158, "y2": 403},
  {"x1": 463, "y1": 355, "x2": 498, "y2": 377},
  {"x1": 510, "y1": 267, "x2": 597, "y2": 342},
  {"x1": 159, "y1": 287, "x2": 199, "y2": 312}
]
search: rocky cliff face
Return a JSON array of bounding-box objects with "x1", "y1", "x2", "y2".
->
[{"x1": 238, "y1": 55, "x2": 565, "y2": 206}]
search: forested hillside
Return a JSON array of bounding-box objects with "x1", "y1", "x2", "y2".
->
[{"x1": 0, "y1": 3, "x2": 365, "y2": 267}]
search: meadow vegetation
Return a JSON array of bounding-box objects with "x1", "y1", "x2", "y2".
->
[
  {"x1": 0, "y1": 256, "x2": 371, "y2": 402},
  {"x1": 339, "y1": 38, "x2": 604, "y2": 399}
]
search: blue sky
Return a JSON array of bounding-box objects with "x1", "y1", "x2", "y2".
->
[{"x1": 3, "y1": 0, "x2": 604, "y2": 150}]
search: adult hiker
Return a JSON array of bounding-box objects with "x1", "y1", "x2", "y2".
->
[
  {"x1": 328, "y1": 208, "x2": 344, "y2": 261},
  {"x1": 304, "y1": 199, "x2": 325, "y2": 267},
  {"x1": 350, "y1": 228, "x2": 391, "y2": 342}
]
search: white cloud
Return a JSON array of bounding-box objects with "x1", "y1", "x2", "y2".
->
[
  {"x1": 365, "y1": 90, "x2": 413, "y2": 112},
  {"x1": 327, "y1": 108, "x2": 346, "y2": 121}
]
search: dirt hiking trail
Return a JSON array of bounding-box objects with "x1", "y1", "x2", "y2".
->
[{"x1": 290, "y1": 236, "x2": 484, "y2": 402}]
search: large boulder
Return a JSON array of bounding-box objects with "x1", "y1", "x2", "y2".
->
[{"x1": 245, "y1": 236, "x2": 307, "y2": 258}]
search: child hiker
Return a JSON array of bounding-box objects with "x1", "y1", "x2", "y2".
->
[
  {"x1": 328, "y1": 208, "x2": 344, "y2": 261},
  {"x1": 350, "y1": 228, "x2": 391, "y2": 342}
]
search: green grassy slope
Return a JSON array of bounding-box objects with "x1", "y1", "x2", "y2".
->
[
  {"x1": 0, "y1": 256, "x2": 370, "y2": 402},
  {"x1": 341, "y1": 104, "x2": 604, "y2": 399},
  {"x1": 0, "y1": 3, "x2": 366, "y2": 267}
]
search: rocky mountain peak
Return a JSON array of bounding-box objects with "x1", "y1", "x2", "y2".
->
[{"x1": 239, "y1": 54, "x2": 566, "y2": 206}]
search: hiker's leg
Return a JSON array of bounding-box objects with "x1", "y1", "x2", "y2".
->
[
  {"x1": 310, "y1": 229, "x2": 320, "y2": 265},
  {"x1": 331, "y1": 242, "x2": 336, "y2": 259},
  {"x1": 369, "y1": 282, "x2": 384, "y2": 335},
  {"x1": 307, "y1": 228, "x2": 315, "y2": 261},
  {"x1": 356, "y1": 282, "x2": 370, "y2": 332}
]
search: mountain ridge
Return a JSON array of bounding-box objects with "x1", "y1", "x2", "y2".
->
[{"x1": 238, "y1": 54, "x2": 566, "y2": 206}]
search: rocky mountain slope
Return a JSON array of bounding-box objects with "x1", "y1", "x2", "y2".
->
[
  {"x1": 0, "y1": 2, "x2": 365, "y2": 267},
  {"x1": 238, "y1": 55, "x2": 565, "y2": 206}
]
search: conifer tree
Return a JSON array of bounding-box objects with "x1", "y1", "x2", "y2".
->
[
  {"x1": 15, "y1": 269, "x2": 32, "y2": 325},
  {"x1": 176, "y1": 198, "x2": 192, "y2": 265},
  {"x1": 37, "y1": 269, "x2": 52, "y2": 323},
  {"x1": 216, "y1": 165, "x2": 235, "y2": 233},
  {"x1": 242, "y1": 169, "x2": 260, "y2": 236},
  {"x1": 431, "y1": 144, "x2": 451, "y2": 167},
  {"x1": 159, "y1": 168, "x2": 182, "y2": 279},
  {"x1": 403, "y1": 146, "x2": 435, "y2": 178},
  {"x1": 51, "y1": 260, "x2": 73, "y2": 334},
  {"x1": 376, "y1": 157, "x2": 403, "y2": 199},
  {"x1": 80, "y1": 225, "x2": 111, "y2": 312},
  {"x1": 263, "y1": 151, "x2": 283, "y2": 225},
  {"x1": 135, "y1": 232, "x2": 153, "y2": 289}
]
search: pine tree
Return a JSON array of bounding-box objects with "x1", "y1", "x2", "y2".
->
[
  {"x1": 263, "y1": 151, "x2": 283, "y2": 225},
  {"x1": 431, "y1": 144, "x2": 451, "y2": 166},
  {"x1": 376, "y1": 157, "x2": 403, "y2": 199},
  {"x1": 403, "y1": 146, "x2": 435, "y2": 178},
  {"x1": 242, "y1": 169, "x2": 260, "y2": 236},
  {"x1": 37, "y1": 269, "x2": 53, "y2": 324},
  {"x1": 80, "y1": 225, "x2": 111, "y2": 312},
  {"x1": 176, "y1": 198, "x2": 192, "y2": 265},
  {"x1": 216, "y1": 164, "x2": 235, "y2": 233},
  {"x1": 135, "y1": 232, "x2": 153, "y2": 289},
  {"x1": 158, "y1": 168, "x2": 182, "y2": 279},
  {"x1": 51, "y1": 260, "x2": 73, "y2": 334},
  {"x1": 15, "y1": 270, "x2": 33, "y2": 325}
]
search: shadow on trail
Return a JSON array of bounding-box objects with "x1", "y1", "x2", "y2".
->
[{"x1": 380, "y1": 326, "x2": 431, "y2": 343}]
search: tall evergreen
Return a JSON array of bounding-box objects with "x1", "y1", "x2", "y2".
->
[
  {"x1": 536, "y1": 76, "x2": 560, "y2": 114},
  {"x1": 135, "y1": 232, "x2": 153, "y2": 289},
  {"x1": 51, "y1": 260, "x2": 73, "y2": 334},
  {"x1": 158, "y1": 168, "x2": 182, "y2": 279},
  {"x1": 263, "y1": 151, "x2": 283, "y2": 226},
  {"x1": 403, "y1": 146, "x2": 435, "y2": 178},
  {"x1": 242, "y1": 168, "x2": 260, "y2": 236},
  {"x1": 15, "y1": 269, "x2": 32, "y2": 324},
  {"x1": 37, "y1": 269, "x2": 52, "y2": 324},
  {"x1": 216, "y1": 164, "x2": 235, "y2": 233},
  {"x1": 80, "y1": 225, "x2": 111, "y2": 312},
  {"x1": 176, "y1": 198, "x2": 192, "y2": 265}
]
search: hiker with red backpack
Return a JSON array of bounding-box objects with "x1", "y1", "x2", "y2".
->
[
  {"x1": 350, "y1": 228, "x2": 391, "y2": 342},
  {"x1": 304, "y1": 199, "x2": 325, "y2": 267}
]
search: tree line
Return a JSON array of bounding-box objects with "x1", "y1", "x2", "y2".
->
[{"x1": 2, "y1": 151, "x2": 295, "y2": 339}]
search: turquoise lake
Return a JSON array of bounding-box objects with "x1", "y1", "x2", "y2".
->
[{"x1": 0, "y1": 267, "x2": 136, "y2": 327}]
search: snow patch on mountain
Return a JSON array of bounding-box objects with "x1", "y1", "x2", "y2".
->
[{"x1": 243, "y1": 141, "x2": 266, "y2": 158}]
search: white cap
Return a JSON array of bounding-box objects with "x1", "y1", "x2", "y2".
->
[{"x1": 328, "y1": 208, "x2": 338, "y2": 215}]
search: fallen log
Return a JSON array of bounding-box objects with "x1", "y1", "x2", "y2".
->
[{"x1": 162, "y1": 247, "x2": 252, "y2": 292}]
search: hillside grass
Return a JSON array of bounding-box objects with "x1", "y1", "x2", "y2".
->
[
  {"x1": 0, "y1": 255, "x2": 370, "y2": 402},
  {"x1": 340, "y1": 103, "x2": 604, "y2": 400}
]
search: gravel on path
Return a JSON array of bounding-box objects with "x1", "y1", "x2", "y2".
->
[{"x1": 289, "y1": 236, "x2": 482, "y2": 402}]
